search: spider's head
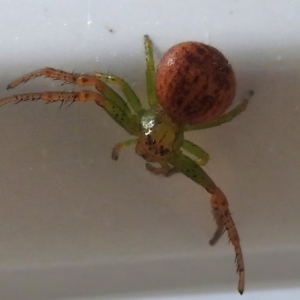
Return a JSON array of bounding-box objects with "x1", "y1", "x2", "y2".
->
[{"x1": 135, "y1": 106, "x2": 180, "y2": 163}]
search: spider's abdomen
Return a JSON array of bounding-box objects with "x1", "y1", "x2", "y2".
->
[{"x1": 155, "y1": 42, "x2": 236, "y2": 125}]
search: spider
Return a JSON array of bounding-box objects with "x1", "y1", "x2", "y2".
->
[{"x1": 0, "y1": 35, "x2": 253, "y2": 294}]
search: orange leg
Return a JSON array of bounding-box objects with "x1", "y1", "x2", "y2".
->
[
  {"x1": 7, "y1": 67, "x2": 103, "y2": 90},
  {"x1": 169, "y1": 153, "x2": 245, "y2": 294},
  {"x1": 4, "y1": 67, "x2": 115, "y2": 107},
  {"x1": 6, "y1": 67, "x2": 132, "y2": 114},
  {"x1": 6, "y1": 67, "x2": 136, "y2": 117},
  {"x1": 0, "y1": 90, "x2": 105, "y2": 107},
  {"x1": 209, "y1": 187, "x2": 244, "y2": 294},
  {"x1": 1, "y1": 67, "x2": 140, "y2": 136}
]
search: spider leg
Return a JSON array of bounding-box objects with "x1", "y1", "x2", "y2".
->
[
  {"x1": 4, "y1": 68, "x2": 141, "y2": 136},
  {"x1": 168, "y1": 153, "x2": 245, "y2": 295},
  {"x1": 6, "y1": 67, "x2": 133, "y2": 117},
  {"x1": 144, "y1": 35, "x2": 158, "y2": 107},
  {"x1": 185, "y1": 90, "x2": 254, "y2": 131},
  {"x1": 181, "y1": 140, "x2": 209, "y2": 166},
  {"x1": 95, "y1": 73, "x2": 142, "y2": 114},
  {"x1": 112, "y1": 138, "x2": 137, "y2": 160},
  {"x1": 7, "y1": 67, "x2": 79, "y2": 89},
  {"x1": 0, "y1": 91, "x2": 104, "y2": 106}
]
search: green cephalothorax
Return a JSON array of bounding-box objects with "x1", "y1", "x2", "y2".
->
[
  {"x1": 0, "y1": 35, "x2": 253, "y2": 295},
  {"x1": 136, "y1": 106, "x2": 181, "y2": 162}
]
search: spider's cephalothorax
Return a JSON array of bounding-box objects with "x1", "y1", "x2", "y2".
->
[
  {"x1": 136, "y1": 105, "x2": 182, "y2": 163},
  {"x1": 0, "y1": 35, "x2": 253, "y2": 294}
]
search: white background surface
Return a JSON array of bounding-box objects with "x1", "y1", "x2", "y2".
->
[{"x1": 0, "y1": 0, "x2": 299, "y2": 299}]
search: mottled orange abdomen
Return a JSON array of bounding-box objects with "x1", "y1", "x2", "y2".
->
[{"x1": 155, "y1": 42, "x2": 236, "y2": 125}]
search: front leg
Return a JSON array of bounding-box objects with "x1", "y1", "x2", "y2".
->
[
  {"x1": 168, "y1": 153, "x2": 245, "y2": 294},
  {"x1": 1, "y1": 68, "x2": 141, "y2": 136},
  {"x1": 5, "y1": 67, "x2": 133, "y2": 120}
]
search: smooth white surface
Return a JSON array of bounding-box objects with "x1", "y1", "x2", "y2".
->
[
  {"x1": 63, "y1": 288, "x2": 300, "y2": 300},
  {"x1": 0, "y1": 0, "x2": 299, "y2": 299},
  {"x1": 122, "y1": 288, "x2": 300, "y2": 300}
]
